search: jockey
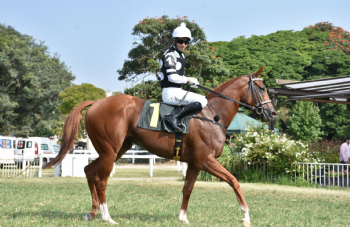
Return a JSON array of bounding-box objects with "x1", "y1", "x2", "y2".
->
[{"x1": 161, "y1": 22, "x2": 208, "y2": 132}]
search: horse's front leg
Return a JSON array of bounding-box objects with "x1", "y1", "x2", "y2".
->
[
  {"x1": 179, "y1": 163, "x2": 200, "y2": 224},
  {"x1": 201, "y1": 158, "x2": 250, "y2": 227}
]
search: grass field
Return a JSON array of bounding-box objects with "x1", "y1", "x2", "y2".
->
[{"x1": 1, "y1": 168, "x2": 350, "y2": 226}]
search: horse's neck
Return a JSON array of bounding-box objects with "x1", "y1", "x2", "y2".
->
[{"x1": 206, "y1": 77, "x2": 246, "y2": 127}]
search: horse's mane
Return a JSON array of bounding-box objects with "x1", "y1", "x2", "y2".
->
[{"x1": 205, "y1": 74, "x2": 249, "y2": 100}]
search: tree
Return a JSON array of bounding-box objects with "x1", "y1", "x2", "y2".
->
[
  {"x1": 285, "y1": 101, "x2": 323, "y2": 143},
  {"x1": 212, "y1": 23, "x2": 350, "y2": 88},
  {"x1": 117, "y1": 15, "x2": 229, "y2": 86},
  {"x1": 123, "y1": 80, "x2": 162, "y2": 102},
  {"x1": 58, "y1": 83, "x2": 106, "y2": 114},
  {"x1": 0, "y1": 24, "x2": 75, "y2": 136},
  {"x1": 318, "y1": 103, "x2": 350, "y2": 140},
  {"x1": 58, "y1": 83, "x2": 106, "y2": 139}
]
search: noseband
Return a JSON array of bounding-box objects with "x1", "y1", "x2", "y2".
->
[{"x1": 197, "y1": 76, "x2": 271, "y2": 114}]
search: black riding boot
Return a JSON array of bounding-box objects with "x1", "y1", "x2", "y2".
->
[{"x1": 166, "y1": 102, "x2": 202, "y2": 132}]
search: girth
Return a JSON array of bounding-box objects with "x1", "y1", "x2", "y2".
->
[{"x1": 191, "y1": 115, "x2": 228, "y2": 129}]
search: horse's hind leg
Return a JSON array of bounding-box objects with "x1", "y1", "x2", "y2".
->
[
  {"x1": 201, "y1": 158, "x2": 250, "y2": 227},
  {"x1": 179, "y1": 163, "x2": 200, "y2": 224},
  {"x1": 84, "y1": 158, "x2": 101, "y2": 221},
  {"x1": 84, "y1": 139, "x2": 132, "y2": 223}
]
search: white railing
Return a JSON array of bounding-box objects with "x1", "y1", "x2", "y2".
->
[
  {"x1": 0, "y1": 151, "x2": 187, "y2": 178},
  {"x1": 0, "y1": 155, "x2": 42, "y2": 178},
  {"x1": 246, "y1": 162, "x2": 350, "y2": 188},
  {"x1": 294, "y1": 163, "x2": 350, "y2": 188}
]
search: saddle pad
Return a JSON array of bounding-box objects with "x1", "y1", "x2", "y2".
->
[{"x1": 138, "y1": 100, "x2": 190, "y2": 134}]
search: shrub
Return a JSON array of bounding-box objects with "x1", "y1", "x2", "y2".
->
[
  {"x1": 197, "y1": 124, "x2": 336, "y2": 182},
  {"x1": 231, "y1": 124, "x2": 321, "y2": 175},
  {"x1": 308, "y1": 139, "x2": 341, "y2": 163}
]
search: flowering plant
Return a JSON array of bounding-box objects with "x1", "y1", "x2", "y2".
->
[{"x1": 229, "y1": 123, "x2": 322, "y2": 175}]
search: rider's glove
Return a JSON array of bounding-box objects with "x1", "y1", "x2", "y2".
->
[{"x1": 188, "y1": 77, "x2": 199, "y2": 86}]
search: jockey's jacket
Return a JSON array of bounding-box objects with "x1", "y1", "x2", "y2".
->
[
  {"x1": 160, "y1": 46, "x2": 187, "y2": 88},
  {"x1": 160, "y1": 46, "x2": 208, "y2": 108}
]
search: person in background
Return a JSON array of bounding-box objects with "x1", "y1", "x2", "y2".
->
[{"x1": 340, "y1": 136, "x2": 350, "y2": 164}]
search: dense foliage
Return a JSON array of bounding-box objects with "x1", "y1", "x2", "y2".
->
[
  {"x1": 212, "y1": 23, "x2": 350, "y2": 88},
  {"x1": 319, "y1": 103, "x2": 350, "y2": 139},
  {"x1": 124, "y1": 80, "x2": 162, "y2": 102},
  {"x1": 58, "y1": 83, "x2": 106, "y2": 139},
  {"x1": 0, "y1": 24, "x2": 75, "y2": 136},
  {"x1": 58, "y1": 83, "x2": 106, "y2": 114},
  {"x1": 285, "y1": 101, "x2": 323, "y2": 143}
]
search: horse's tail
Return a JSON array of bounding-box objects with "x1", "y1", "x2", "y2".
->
[{"x1": 43, "y1": 100, "x2": 95, "y2": 169}]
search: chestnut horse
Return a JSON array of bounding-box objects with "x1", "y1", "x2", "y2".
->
[{"x1": 44, "y1": 66, "x2": 277, "y2": 226}]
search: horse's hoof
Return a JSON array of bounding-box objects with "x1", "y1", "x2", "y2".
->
[
  {"x1": 241, "y1": 220, "x2": 251, "y2": 227},
  {"x1": 106, "y1": 217, "x2": 118, "y2": 225},
  {"x1": 84, "y1": 213, "x2": 92, "y2": 221},
  {"x1": 179, "y1": 218, "x2": 190, "y2": 224}
]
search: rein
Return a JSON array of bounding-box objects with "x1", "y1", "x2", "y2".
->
[{"x1": 197, "y1": 76, "x2": 271, "y2": 114}]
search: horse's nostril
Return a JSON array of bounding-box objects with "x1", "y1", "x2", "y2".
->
[{"x1": 271, "y1": 111, "x2": 278, "y2": 117}]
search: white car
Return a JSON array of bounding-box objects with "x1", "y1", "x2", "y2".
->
[
  {"x1": 15, "y1": 137, "x2": 60, "y2": 166},
  {"x1": 0, "y1": 136, "x2": 16, "y2": 167}
]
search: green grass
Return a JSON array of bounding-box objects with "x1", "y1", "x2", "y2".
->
[
  {"x1": 1, "y1": 171, "x2": 350, "y2": 226},
  {"x1": 112, "y1": 168, "x2": 183, "y2": 178}
]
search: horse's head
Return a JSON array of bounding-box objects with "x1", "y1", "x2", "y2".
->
[{"x1": 241, "y1": 66, "x2": 278, "y2": 122}]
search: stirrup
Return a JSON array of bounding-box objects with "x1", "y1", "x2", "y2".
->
[{"x1": 176, "y1": 123, "x2": 186, "y2": 132}]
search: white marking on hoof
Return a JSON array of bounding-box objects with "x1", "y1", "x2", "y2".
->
[
  {"x1": 240, "y1": 206, "x2": 250, "y2": 226},
  {"x1": 106, "y1": 217, "x2": 118, "y2": 225},
  {"x1": 179, "y1": 209, "x2": 189, "y2": 224},
  {"x1": 241, "y1": 220, "x2": 251, "y2": 227},
  {"x1": 84, "y1": 213, "x2": 92, "y2": 221},
  {"x1": 100, "y1": 202, "x2": 118, "y2": 225}
]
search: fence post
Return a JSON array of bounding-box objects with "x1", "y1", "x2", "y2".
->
[
  {"x1": 22, "y1": 159, "x2": 26, "y2": 177},
  {"x1": 182, "y1": 162, "x2": 187, "y2": 177},
  {"x1": 342, "y1": 164, "x2": 344, "y2": 188},
  {"x1": 177, "y1": 161, "x2": 180, "y2": 172},
  {"x1": 149, "y1": 158, "x2": 153, "y2": 177},
  {"x1": 38, "y1": 156, "x2": 43, "y2": 177},
  {"x1": 54, "y1": 163, "x2": 61, "y2": 177}
]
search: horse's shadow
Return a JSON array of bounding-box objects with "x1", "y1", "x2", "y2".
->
[
  {"x1": 9, "y1": 211, "x2": 172, "y2": 222},
  {"x1": 9, "y1": 211, "x2": 83, "y2": 219},
  {"x1": 115, "y1": 212, "x2": 173, "y2": 222}
]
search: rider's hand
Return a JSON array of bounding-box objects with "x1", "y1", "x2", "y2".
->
[{"x1": 188, "y1": 77, "x2": 199, "y2": 86}]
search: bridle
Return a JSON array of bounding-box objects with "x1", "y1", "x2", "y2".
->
[
  {"x1": 243, "y1": 77, "x2": 271, "y2": 114},
  {"x1": 197, "y1": 76, "x2": 271, "y2": 114}
]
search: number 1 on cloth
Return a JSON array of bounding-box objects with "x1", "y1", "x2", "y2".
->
[{"x1": 149, "y1": 103, "x2": 160, "y2": 128}]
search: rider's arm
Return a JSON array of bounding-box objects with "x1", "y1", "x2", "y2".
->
[{"x1": 168, "y1": 74, "x2": 188, "y2": 84}]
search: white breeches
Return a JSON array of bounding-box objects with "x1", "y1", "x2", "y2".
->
[{"x1": 162, "y1": 87, "x2": 208, "y2": 108}]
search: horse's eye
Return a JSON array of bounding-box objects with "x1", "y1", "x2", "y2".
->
[{"x1": 259, "y1": 87, "x2": 265, "y2": 93}]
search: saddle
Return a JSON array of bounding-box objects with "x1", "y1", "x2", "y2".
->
[{"x1": 137, "y1": 100, "x2": 190, "y2": 134}]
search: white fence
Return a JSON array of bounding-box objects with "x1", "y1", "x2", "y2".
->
[
  {"x1": 246, "y1": 162, "x2": 350, "y2": 188},
  {"x1": 0, "y1": 151, "x2": 187, "y2": 178},
  {"x1": 294, "y1": 163, "x2": 350, "y2": 188},
  {"x1": 0, "y1": 157, "x2": 41, "y2": 178}
]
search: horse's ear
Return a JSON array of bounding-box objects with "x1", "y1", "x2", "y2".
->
[{"x1": 254, "y1": 66, "x2": 265, "y2": 78}]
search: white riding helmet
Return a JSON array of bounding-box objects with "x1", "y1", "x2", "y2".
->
[{"x1": 172, "y1": 22, "x2": 192, "y2": 40}]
